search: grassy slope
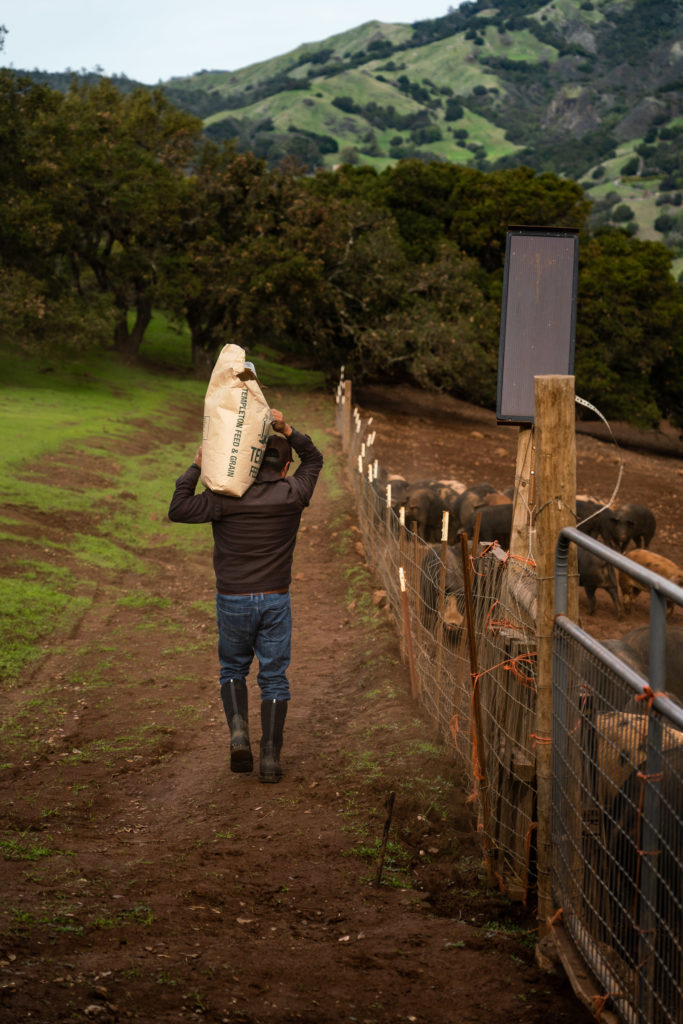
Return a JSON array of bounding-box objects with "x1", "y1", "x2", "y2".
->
[
  {"x1": 0, "y1": 333, "x2": 325, "y2": 684},
  {"x1": 177, "y1": 0, "x2": 681, "y2": 256}
]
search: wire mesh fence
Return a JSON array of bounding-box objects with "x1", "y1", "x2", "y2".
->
[
  {"x1": 336, "y1": 382, "x2": 541, "y2": 900},
  {"x1": 552, "y1": 535, "x2": 683, "y2": 1024},
  {"x1": 336, "y1": 379, "x2": 683, "y2": 1023}
]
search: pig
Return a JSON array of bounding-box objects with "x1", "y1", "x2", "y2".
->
[
  {"x1": 465, "y1": 503, "x2": 512, "y2": 550},
  {"x1": 480, "y1": 491, "x2": 512, "y2": 508},
  {"x1": 405, "y1": 482, "x2": 449, "y2": 542},
  {"x1": 601, "y1": 624, "x2": 683, "y2": 701},
  {"x1": 420, "y1": 544, "x2": 464, "y2": 634},
  {"x1": 618, "y1": 549, "x2": 683, "y2": 616},
  {"x1": 376, "y1": 474, "x2": 411, "y2": 510},
  {"x1": 600, "y1": 502, "x2": 656, "y2": 552},
  {"x1": 451, "y1": 483, "x2": 497, "y2": 534},
  {"x1": 405, "y1": 481, "x2": 462, "y2": 543},
  {"x1": 578, "y1": 546, "x2": 622, "y2": 618},
  {"x1": 576, "y1": 499, "x2": 606, "y2": 539}
]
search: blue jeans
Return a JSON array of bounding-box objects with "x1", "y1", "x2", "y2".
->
[{"x1": 216, "y1": 592, "x2": 292, "y2": 701}]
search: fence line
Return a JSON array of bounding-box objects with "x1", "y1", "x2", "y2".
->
[
  {"x1": 335, "y1": 380, "x2": 540, "y2": 900},
  {"x1": 335, "y1": 377, "x2": 683, "y2": 1024}
]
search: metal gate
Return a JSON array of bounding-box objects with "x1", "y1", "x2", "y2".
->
[{"x1": 551, "y1": 527, "x2": 683, "y2": 1024}]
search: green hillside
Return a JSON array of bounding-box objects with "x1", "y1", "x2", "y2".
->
[{"x1": 13, "y1": 0, "x2": 683, "y2": 261}]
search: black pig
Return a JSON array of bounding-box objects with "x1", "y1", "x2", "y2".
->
[
  {"x1": 578, "y1": 547, "x2": 622, "y2": 617},
  {"x1": 600, "y1": 502, "x2": 656, "y2": 552}
]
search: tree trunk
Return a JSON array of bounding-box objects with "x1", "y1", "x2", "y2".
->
[
  {"x1": 113, "y1": 294, "x2": 153, "y2": 357},
  {"x1": 187, "y1": 303, "x2": 224, "y2": 377},
  {"x1": 191, "y1": 341, "x2": 216, "y2": 377}
]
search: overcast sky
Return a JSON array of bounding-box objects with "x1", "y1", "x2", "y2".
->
[{"x1": 1, "y1": 1, "x2": 454, "y2": 84}]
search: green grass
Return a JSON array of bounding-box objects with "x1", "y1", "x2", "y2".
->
[
  {"x1": 137, "y1": 310, "x2": 193, "y2": 370},
  {"x1": 0, "y1": 321, "x2": 333, "y2": 708},
  {"x1": 70, "y1": 532, "x2": 143, "y2": 572},
  {"x1": 59, "y1": 724, "x2": 173, "y2": 767},
  {"x1": 1, "y1": 832, "x2": 60, "y2": 861},
  {"x1": 247, "y1": 343, "x2": 326, "y2": 390},
  {"x1": 0, "y1": 578, "x2": 90, "y2": 685},
  {"x1": 117, "y1": 592, "x2": 172, "y2": 609}
]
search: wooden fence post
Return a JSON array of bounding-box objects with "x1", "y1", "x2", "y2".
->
[
  {"x1": 534, "y1": 375, "x2": 579, "y2": 931},
  {"x1": 342, "y1": 380, "x2": 352, "y2": 453},
  {"x1": 435, "y1": 511, "x2": 449, "y2": 687},
  {"x1": 510, "y1": 425, "x2": 535, "y2": 560}
]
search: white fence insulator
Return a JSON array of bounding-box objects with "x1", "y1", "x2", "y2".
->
[
  {"x1": 386, "y1": 483, "x2": 392, "y2": 509},
  {"x1": 399, "y1": 566, "x2": 406, "y2": 592},
  {"x1": 441, "y1": 510, "x2": 449, "y2": 543}
]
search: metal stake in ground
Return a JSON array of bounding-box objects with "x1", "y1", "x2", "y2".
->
[{"x1": 375, "y1": 791, "x2": 396, "y2": 887}]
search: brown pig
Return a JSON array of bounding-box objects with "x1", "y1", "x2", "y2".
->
[{"x1": 619, "y1": 549, "x2": 683, "y2": 616}]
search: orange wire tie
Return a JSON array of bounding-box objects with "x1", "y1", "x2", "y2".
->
[
  {"x1": 591, "y1": 992, "x2": 621, "y2": 1023},
  {"x1": 635, "y1": 684, "x2": 667, "y2": 712},
  {"x1": 636, "y1": 769, "x2": 664, "y2": 784},
  {"x1": 530, "y1": 733, "x2": 552, "y2": 748},
  {"x1": 468, "y1": 562, "x2": 486, "y2": 580},
  {"x1": 471, "y1": 652, "x2": 537, "y2": 691},
  {"x1": 483, "y1": 600, "x2": 500, "y2": 633},
  {"x1": 547, "y1": 907, "x2": 563, "y2": 928},
  {"x1": 504, "y1": 652, "x2": 537, "y2": 684},
  {"x1": 469, "y1": 543, "x2": 497, "y2": 575},
  {"x1": 501, "y1": 550, "x2": 537, "y2": 569},
  {"x1": 566, "y1": 685, "x2": 595, "y2": 736}
]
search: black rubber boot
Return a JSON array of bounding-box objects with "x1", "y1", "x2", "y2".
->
[
  {"x1": 259, "y1": 699, "x2": 287, "y2": 783},
  {"x1": 220, "y1": 678, "x2": 253, "y2": 773}
]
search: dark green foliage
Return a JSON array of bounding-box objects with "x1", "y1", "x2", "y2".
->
[
  {"x1": 288, "y1": 127, "x2": 338, "y2": 154},
  {"x1": 612, "y1": 204, "x2": 635, "y2": 222},
  {"x1": 655, "y1": 212, "x2": 676, "y2": 233},
  {"x1": 332, "y1": 96, "x2": 361, "y2": 114},
  {"x1": 3, "y1": 60, "x2": 683, "y2": 429},
  {"x1": 621, "y1": 157, "x2": 640, "y2": 176},
  {"x1": 576, "y1": 229, "x2": 683, "y2": 427},
  {"x1": 445, "y1": 99, "x2": 464, "y2": 122}
]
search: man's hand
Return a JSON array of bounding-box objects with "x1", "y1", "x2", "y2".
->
[
  {"x1": 270, "y1": 409, "x2": 292, "y2": 437},
  {"x1": 193, "y1": 445, "x2": 203, "y2": 468}
]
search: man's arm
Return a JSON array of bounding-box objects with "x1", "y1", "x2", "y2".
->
[
  {"x1": 168, "y1": 449, "x2": 215, "y2": 524},
  {"x1": 270, "y1": 408, "x2": 323, "y2": 502}
]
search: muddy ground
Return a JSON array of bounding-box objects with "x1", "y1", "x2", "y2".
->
[{"x1": 2, "y1": 382, "x2": 681, "y2": 1024}]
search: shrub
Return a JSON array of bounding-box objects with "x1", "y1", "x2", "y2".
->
[
  {"x1": 654, "y1": 212, "x2": 675, "y2": 233},
  {"x1": 612, "y1": 204, "x2": 635, "y2": 222}
]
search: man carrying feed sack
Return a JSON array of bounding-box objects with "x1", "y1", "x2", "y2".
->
[{"x1": 168, "y1": 409, "x2": 323, "y2": 783}]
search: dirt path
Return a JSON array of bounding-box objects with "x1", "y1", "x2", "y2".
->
[{"x1": 2, "y1": 393, "x2": 601, "y2": 1023}]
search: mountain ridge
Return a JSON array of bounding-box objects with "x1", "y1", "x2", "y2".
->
[{"x1": 11, "y1": 1, "x2": 683, "y2": 266}]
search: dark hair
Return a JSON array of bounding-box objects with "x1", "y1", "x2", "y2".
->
[{"x1": 261, "y1": 434, "x2": 292, "y2": 474}]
